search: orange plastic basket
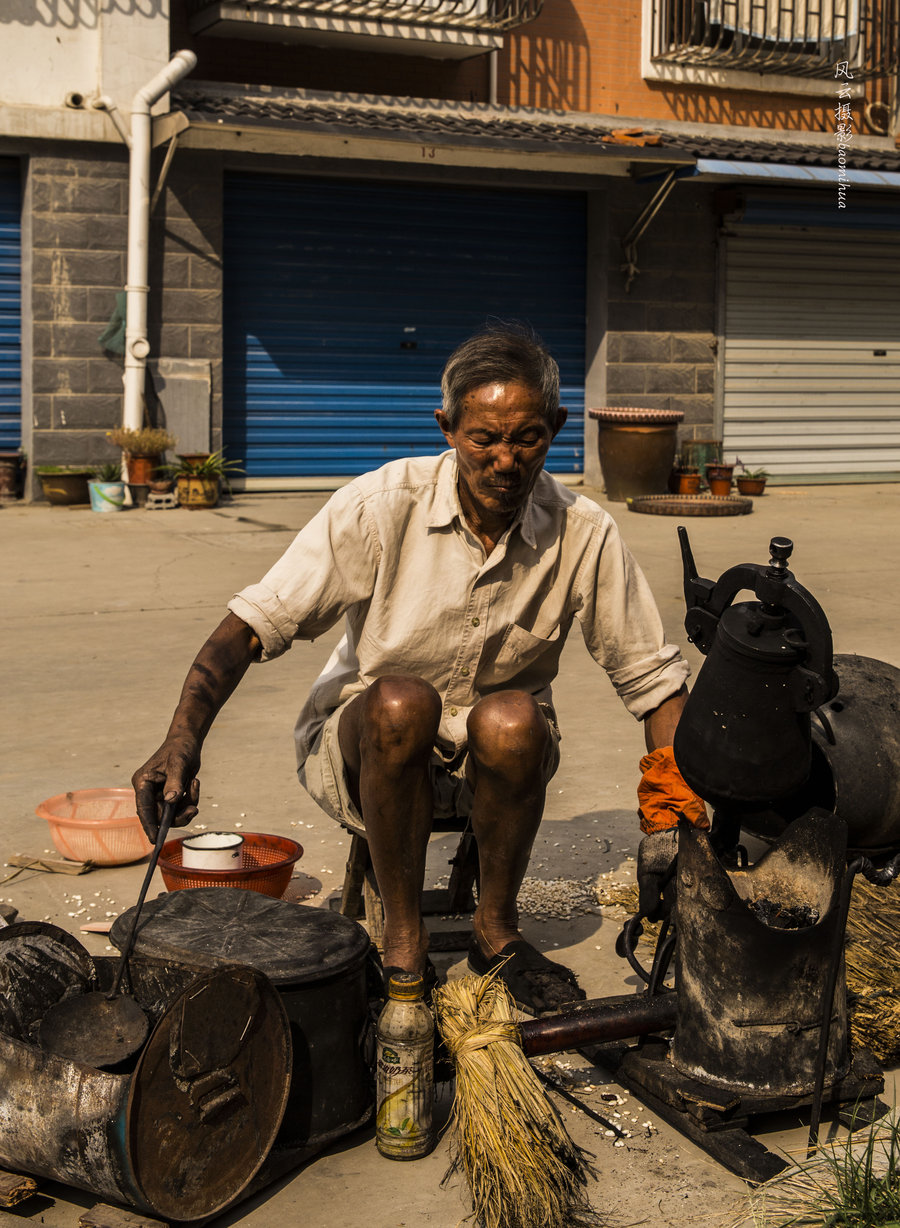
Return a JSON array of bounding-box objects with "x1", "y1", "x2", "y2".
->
[
  {"x1": 158, "y1": 832, "x2": 303, "y2": 898},
  {"x1": 36, "y1": 788, "x2": 153, "y2": 865}
]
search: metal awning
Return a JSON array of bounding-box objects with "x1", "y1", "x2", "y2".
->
[{"x1": 687, "y1": 157, "x2": 900, "y2": 189}]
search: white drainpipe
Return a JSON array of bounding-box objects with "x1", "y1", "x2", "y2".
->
[{"x1": 122, "y1": 50, "x2": 197, "y2": 431}]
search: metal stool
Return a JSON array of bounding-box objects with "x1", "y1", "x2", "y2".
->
[{"x1": 333, "y1": 818, "x2": 479, "y2": 952}]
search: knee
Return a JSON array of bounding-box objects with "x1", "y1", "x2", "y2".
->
[
  {"x1": 360, "y1": 675, "x2": 441, "y2": 761},
  {"x1": 467, "y1": 691, "x2": 550, "y2": 778}
]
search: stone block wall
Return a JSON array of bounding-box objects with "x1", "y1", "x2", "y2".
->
[
  {"x1": 30, "y1": 146, "x2": 130, "y2": 474},
  {"x1": 605, "y1": 179, "x2": 718, "y2": 456},
  {"x1": 27, "y1": 143, "x2": 223, "y2": 495}
]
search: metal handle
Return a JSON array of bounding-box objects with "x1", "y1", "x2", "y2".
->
[{"x1": 107, "y1": 800, "x2": 175, "y2": 1001}]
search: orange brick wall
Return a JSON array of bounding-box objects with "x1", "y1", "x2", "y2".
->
[{"x1": 501, "y1": 0, "x2": 884, "y2": 135}]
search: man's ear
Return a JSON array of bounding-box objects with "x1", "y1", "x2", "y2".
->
[
  {"x1": 434, "y1": 408, "x2": 456, "y2": 448},
  {"x1": 552, "y1": 406, "x2": 568, "y2": 439}
]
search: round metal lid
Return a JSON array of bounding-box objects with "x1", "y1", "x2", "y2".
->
[
  {"x1": 589, "y1": 406, "x2": 684, "y2": 424},
  {"x1": 127, "y1": 964, "x2": 291, "y2": 1220},
  {"x1": 109, "y1": 889, "x2": 371, "y2": 986}
]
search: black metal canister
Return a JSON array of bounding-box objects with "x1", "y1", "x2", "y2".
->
[{"x1": 111, "y1": 888, "x2": 377, "y2": 1157}]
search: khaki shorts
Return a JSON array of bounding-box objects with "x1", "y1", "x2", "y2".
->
[{"x1": 299, "y1": 698, "x2": 561, "y2": 837}]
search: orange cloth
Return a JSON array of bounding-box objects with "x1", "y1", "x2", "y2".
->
[{"x1": 637, "y1": 746, "x2": 709, "y2": 834}]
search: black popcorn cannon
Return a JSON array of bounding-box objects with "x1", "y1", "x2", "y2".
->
[
  {"x1": 606, "y1": 530, "x2": 900, "y2": 1180},
  {"x1": 419, "y1": 528, "x2": 900, "y2": 1185}
]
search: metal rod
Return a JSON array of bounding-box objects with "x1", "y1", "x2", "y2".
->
[
  {"x1": 533, "y1": 1069, "x2": 627, "y2": 1138},
  {"x1": 519, "y1": 991, "x2": 677, "y2": 1057},
  {"x1": 107, "y1": 801, "x2": 175, "y2": 1000}
]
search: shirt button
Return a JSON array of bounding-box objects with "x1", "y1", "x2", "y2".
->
[
  {"x1": 449, "y1": 707, "x2": 458, "y2": 717},
  {"x1": 460, "y1": 666, "x2": 470, "y2": 676},
  {"x1": 471, "y1": 617, "x2": 480, "y2": 627}
]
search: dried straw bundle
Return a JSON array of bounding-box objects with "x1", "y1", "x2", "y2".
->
[
  {"x1": 432, "y1": 971, "x2": 603, "y2": 1228},
  {"x1": 846, "y1": 876, "x2": 900, "y2": 1064},
  {"x1": 731, "y1": 1110, "x2": 900, "y2": 1228}
]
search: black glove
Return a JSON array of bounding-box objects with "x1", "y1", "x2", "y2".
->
[{"x1": 637, "y1": 829, "x2": 678, "y2": 922}]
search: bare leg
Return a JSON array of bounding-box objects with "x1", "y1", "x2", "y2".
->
[
  {"x1": 339, "y1": 675, "x2": 441, "y2": 977},
  {"x1": 465, "y1": 691, "x2": 552, "y2": 959}
]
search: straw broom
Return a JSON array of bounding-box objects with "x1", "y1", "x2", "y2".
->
[{"x1": 432, "y1": 969, "x2": 604, "y2": 1228}]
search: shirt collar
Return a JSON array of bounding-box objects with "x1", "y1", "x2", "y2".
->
[{"x1": 426, "y1": 450, "x2": 539, "y2": 549}]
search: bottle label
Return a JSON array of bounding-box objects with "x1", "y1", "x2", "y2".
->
[{"x1": 375, "y1": 1037, "x2": 434, "y2": 1157}]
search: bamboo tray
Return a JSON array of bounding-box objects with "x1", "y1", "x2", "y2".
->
[{"x1": 627, "y1": 494, "x2": 753, "y2": 517}]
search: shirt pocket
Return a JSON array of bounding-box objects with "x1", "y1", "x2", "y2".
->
[{"x1": 479, "y1": 622, "x2": 562, "y2": 688}]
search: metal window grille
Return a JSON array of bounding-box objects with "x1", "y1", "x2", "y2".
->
[
  {"x1": 187, "y1": 0, "x2": 542, "y2": 31},
  {"x1": 650, "y1": 0, "x2": 899, "y2": 77}
]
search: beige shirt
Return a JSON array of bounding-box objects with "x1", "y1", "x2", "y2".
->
[{"x1": 228, "y1": 451, "x2": 688, "y2": 767}]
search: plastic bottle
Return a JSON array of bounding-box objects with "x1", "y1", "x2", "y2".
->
[{"x1": 375, "y1": 972, "x2": 435, "y2": 1159}]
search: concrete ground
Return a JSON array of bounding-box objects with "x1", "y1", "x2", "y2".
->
[{"x1": 1, "y1": 479, "x2": 899, "y2": 1228}]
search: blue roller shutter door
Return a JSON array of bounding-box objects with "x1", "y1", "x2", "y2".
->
[
  {"x1": 0, "y1": 161, "x2": 21, "y2": 451},
  {"x1": 223, "y1": 174, "x2": 586, "y2": 477}
]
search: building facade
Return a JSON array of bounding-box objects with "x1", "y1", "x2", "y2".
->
[{"x1": 2, "y1": 0, "x2": 899, "y2": 493}]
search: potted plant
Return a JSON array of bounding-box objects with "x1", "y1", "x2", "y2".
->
[
  {"x1": 88, "y1": 462, "x2": 128, "y2": 513},
  {"x1": 0, "y1": 450, "x2": 24, "y2": 504},
  {"x1": 705, "y1": 459, "x2": 735, "y2": 496},
  {"x1": 669, "y1": 458, "x2": 701, "y2": 495},
  {"x1": 162, "y1": 449, "x2": 243, "y2": 509},
  {"x1": 106, "y1": 426, "x2": 177, "y2": 486},
  {"x1": 35, "y1": 465, "x2": 95, "y2": 506},
  {"x1": 736, "y1": 466, "x2": 769, "y2": 496}
]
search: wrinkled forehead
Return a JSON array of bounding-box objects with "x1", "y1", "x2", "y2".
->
[{"x1": 459, "y1": 380, "x2": 544, "y2": 411}]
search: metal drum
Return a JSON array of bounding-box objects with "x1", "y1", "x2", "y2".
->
[
  {"x1": 111, "y1": 889, "x2": 377, "y2": 1159},
  {"x1": 0, "y1": 922, "x2": 291, "y2": 1221}
]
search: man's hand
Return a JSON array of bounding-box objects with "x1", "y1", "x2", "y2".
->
[
  {"x1": 637, "y1": 828, "x2": 678, "y2": 922},
  {"x1": 133, "y1": 740, "x2": 202, "y2": 841}
]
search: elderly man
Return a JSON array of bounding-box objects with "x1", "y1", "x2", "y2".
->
[{"x1": 134, "y1": 326, "x2": 701, "y2": 1015}]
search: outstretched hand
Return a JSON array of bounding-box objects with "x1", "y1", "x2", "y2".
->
[{"x1": 132, "y1": 741, "x2": 202, "y2": 841}]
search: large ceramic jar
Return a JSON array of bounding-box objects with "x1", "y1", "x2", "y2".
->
[{"x1": 589, "y1": 407, "x2": 684, "y2": 502}]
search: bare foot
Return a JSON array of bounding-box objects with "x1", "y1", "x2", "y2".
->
[
  {"x1": 381, "y1": 920, "x2": 430, "y2": 977},
  {"x1": 472, "y1": 911, "x2": 522, "y2": 962}
]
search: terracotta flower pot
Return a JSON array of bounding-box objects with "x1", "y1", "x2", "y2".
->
[
  {"x1": 676, "y1": 472, "x2": 701, "y2": 495},
  {"x1": 705, "y1": 462, "x2": 735, "y2": 484},
  {"x1": 707, "y1": 475, "x2": 732, "y2": 497},
  {"x1": 126, "y1": 453, "x2": 162, "y2": 485},
  {"x1": 737, "y1": 476, "x2": 767, "y2": 496}
]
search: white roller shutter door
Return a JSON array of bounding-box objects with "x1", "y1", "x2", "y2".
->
[{"x1": 722, "y1": 228, "x2": 900, "y2": 480}]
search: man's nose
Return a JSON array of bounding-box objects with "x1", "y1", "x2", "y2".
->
[{"x1": 493, "y1": 442, "x2": 517, "y2": 470}]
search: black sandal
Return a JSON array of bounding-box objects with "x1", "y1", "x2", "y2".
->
[{"x1": 467, "y1": 938, "x2": 585, "y2": 1016}]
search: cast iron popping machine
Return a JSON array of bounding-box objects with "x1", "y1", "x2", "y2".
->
[{"x1": 542, "y1": 530, "x2": 900, "y2": 1182}]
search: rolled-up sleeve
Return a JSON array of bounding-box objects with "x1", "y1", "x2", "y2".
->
[
  {"x1": 227, "y1": 482, "x2": 380, "y2": 661},
  {"x1": 574, "y1": 517, "x2": 689, "y2": 719}
]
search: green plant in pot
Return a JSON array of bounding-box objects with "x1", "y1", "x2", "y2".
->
[
  {"x1": 705, "y1": 458, "x2": 735, "y2": 496},
  {"x1": 35, "y1": 464, "x2": 96, "y2": 506},
  {"x1": 107, "y1": 426, "x2": 177, "y2": 486},
  {"x1": 162, "y1": 450, "x2": 243, "y2": 509},
  {"x1": 88, "y1": 462, "x2": 127, "y2": 513},
  {"x1": 736, "y1": 464, "x2": 769, "y2": 496}
]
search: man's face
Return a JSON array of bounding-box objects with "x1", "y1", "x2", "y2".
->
[{"x1": 435, "y1": 382, "x2": 567, "y2": 526}]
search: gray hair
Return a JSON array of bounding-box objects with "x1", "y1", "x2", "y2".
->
[{"x1": 440, "y1": 324, "x2": 560, "y2": 429}]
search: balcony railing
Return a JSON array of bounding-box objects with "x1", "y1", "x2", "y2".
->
[
  {"x1": 187, "y1": 0, "x2": 542, "y2": 32},
  {"x1": 650, "y1": 0, "x2": 899, "y2": 78}
]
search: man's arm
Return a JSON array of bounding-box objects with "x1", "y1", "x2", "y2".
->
[
  {"x1": 642, "y1": 684, "x2": 688, "y2": 752},
  {"x1": 132, "y1": 612, "x2": 261, "y2": 839}
]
